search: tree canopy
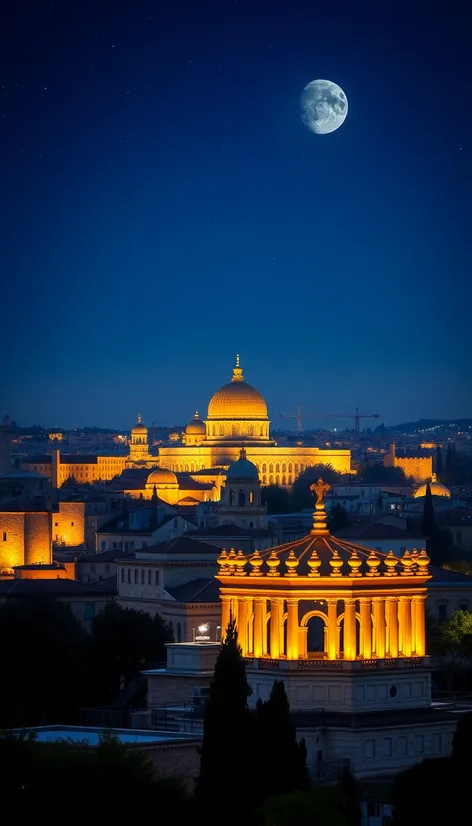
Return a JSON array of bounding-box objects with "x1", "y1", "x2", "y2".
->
[{"x1": 0, "y1": 729, "x2": 188, "y2": 816}]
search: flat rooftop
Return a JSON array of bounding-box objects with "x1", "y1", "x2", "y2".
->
[{"x1": 14, "y1": 725, "x2": 199, "y2": 746}]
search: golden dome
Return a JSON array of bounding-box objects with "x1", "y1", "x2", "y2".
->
[
  {"x1": 131, "y1": 414, "x2": 148, "y2": 435},
  {"x1": 185, "y1": 410, "x2": 206, "y2": 435},
  {"x1": 414, "y1": 474, "x2": 451, "y2": 499},
  {"x1": 146, "y1": 468, "x2": 178, "y2": 486},
  {"x1": 207, "y1": 355, "x2": 268, "y2": 420}
]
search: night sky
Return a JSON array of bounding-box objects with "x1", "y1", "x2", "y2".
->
[{"x1": 2, "y1": 0, "x2": 470, "y2": 429}]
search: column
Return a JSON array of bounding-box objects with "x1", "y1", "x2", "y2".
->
[
  {"x1": 327, "y1": 599, "x2": 338, "y2": 660},
  {"x1": 387, "y1": 597, "x2": 399, "y2": 658},
  {"x1": 220, "y1": 595, "x2": 231, "y2": 639},
  {"x1": 270, "y1": 598, "x2": 283, "y2": 659},
  {"x1": 400, "y1": 596, "x2": 412, "y2": 656},
  {"x1": 359, "y1": 598, "x2": 372, "y2": 659},
  {"x1": 373, "y1": 598, "x2": 386, "y2": 659},
  {"x1": 231, "y1": 597, "x2": 239, "y2": 629},
  {"x1": 253, "y1": 598, "x2": 266, "y2": 658},
  {"x1": 237, "y1": 598, "x2": 248, "y2": 656},
  {"x1": 343, "y1": 599, "x2": 357, "y2": 660},
  {"x1": 413, "y1": 596, "x2": 426, "y2": 656},
  {"x1": 286, "y1": 599, "x2": 299, "y2": 660}
]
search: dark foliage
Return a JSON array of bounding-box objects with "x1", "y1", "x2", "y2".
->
[
  {"x1": 327, "y1": 503, "x2": 351, "y2": 532},
  {"x1": 421, "y1": 482, "x2": 435, "y2": 537},
  {"x1": 0, "y1": 729, "x2": 188, "y2": 817},
  {"x1": 90, "y1": 601, "x2": 173, "y2": 704},
  {"x1": 261, "y1": 484, "x2": 294, "y2": 514},
  {"x1": 339, "y1": 766, "x2": 361, "y2": 826},
  {"x1": 0, "y1": 598, "x2": 90, "y2": 728},
  {"x1": 291, "y1": 464, "x2": 343, "y2": 509},
  {"x1": 256, "y1": 680, "x2": 310, "y2": 798}
]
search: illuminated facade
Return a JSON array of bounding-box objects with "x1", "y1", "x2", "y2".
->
[
  {"x1": 217, "y1": 478, "x2": 429, "y2": 668},
  {"x1": 128, "y1": 414, "x2": 152, "y2": 466},
  {"x1": 413, "y1": 473, "x2": 451, "y2": 499},
  {"x1": 214, "y1": 480, "x2": 459, "y2": 774},
  {"x1": 384, "y1": 443, "x2": 433, "y2": 483},
  {"x1": 159, "y1": 356, "x2": 352, "y2": 484}
]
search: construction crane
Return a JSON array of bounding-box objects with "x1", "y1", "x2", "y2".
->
[
  {"x1": 279, "y1": 406, "x2": 380, "y2": 436},
  {"x1": 279, "y1": 406, "x2": 319, "y2": 435},
  {"x1": 326, "y1": 408, "x2": 380, "y2": 436}
]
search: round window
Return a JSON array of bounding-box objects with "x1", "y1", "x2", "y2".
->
[{"x1": 389, "y1": 685, "x2": 398, "y2": 698}]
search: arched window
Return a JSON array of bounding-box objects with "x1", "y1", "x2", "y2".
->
[
  {"x1": 269, "y1": 464, "x2": 274, "y2": 474},
  {"x1": 260, "y1": 426, "x2": 264, "y2": 436},
  {"x1": 249, "y1": 490, "x2": 254, "y2": 504},
  {"x1": 229, "y1": 489, "x2": 235, "y2": 506},
  {"x1": 300, "y1": 464, "x2": 305, "y2": 472},
  {"x1": 177, "y1": 622, "x2": 182, "y2": 643},
  {"x1": 238, "y1": 489, "x2": 246, "y2": 507},
  {"x1": 276, "y1": 463, "x2": 280, "y2": 473},
  {"x1": 269, "y1": 475, "x2": 274, "y2": 485},
  {"x1": 2, "y1": 532, "x2": 6, "y2": 542},
  {"x1": 249, "y1": 425, "x2": 254, "y2": 436},
  {"x1": 294, "y1": 463, "x2": 299, "y2": 474},
  {"x1": 263, "y1": 475, "x2": 267, "y2": 485},
  {"x1": 282, "y1": 475, "x2": 286, "y2": 485},
  {"x1": 288, "y1": 463, "x2": 293, "y2": 473},
  {"x1": 219, "y1": 425, "x2": 224, "y2": 436},
  {"x1": 276, "y1": 475, "x2": 280, "y2": 485},
  {"x1": 249, "y1": 521, "x2": 254, "y2": 529},
  {"x1": 262, "y1": 464, "x2": 267, "y2": 473},
  {"x1": 185, "y1": 464, "x2": 189, "y2": 472}
]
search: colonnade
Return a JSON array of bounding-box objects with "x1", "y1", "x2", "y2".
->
[{"x1": 220, "y1": 594, "x2": 426, "y2": 661}]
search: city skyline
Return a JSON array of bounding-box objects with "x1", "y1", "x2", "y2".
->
[{"x1": 2, "y1": 0, "x2": 470, "y2": 427}]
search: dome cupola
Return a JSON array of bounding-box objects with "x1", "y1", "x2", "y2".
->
[
  {"x1": 185, "y1": 410, "x2": 206, "y2": 436},
  {"x1": 207, "y1": 355, "x2": 268, "y2": 421},
  {"x1": 226, "y1": 447, "x2": 259, "y2": 481}
]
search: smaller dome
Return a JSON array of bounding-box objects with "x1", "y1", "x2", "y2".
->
[
  {"x1": 185, "y1": 410, "x2": 206, "y2": 435},
  {"x1": 226, "y1": 448, "x2": 259, "y2": 481},
  {"x1": 131, "y1": 414, "x2": 147, "y2": 435},
  {"x1": 147, "y1": 468, "x2": 178, "y2": 486},
  {"x1": 413, "y1": 474, "x2": 451, "y2": 499}
]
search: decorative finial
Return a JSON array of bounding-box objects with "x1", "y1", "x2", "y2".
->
[
  {"x1": 194, "y1": 409, "x2": 200, "y2": 419},
  {"x1": 310, "y1": 478, "x2": 331, "y2": 535},
  {"x1": 137, "y1": 413, "x2": 142, "y2": 424},
  {"x1": 239, "y1": 447, "x2": 247, "y2": 460},
  {"x1": 231, "y1": 354, "x2": 244, "y2": 383}
]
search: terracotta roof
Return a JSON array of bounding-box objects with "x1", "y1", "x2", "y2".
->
[
  {"x1": 0, "y1": 576, "x2": 117, "y2": 596},
  {"x1": 334, "y1": 523, "x2": 424, "y2": 540},
  {"x1": 237, "y1": 532, "x2": 429, "y2": 577},
  {"x1": 0, "y1": 498, "x2": 50, "y2": 513},
  {"x1": 166, "y1": 577, "x2": 219, "y2": 603},
  {"x1": 136, "y1": 537, "x2": 221, "y2": 556},
  {"x1": 78, "y1": 550, "x2": 130, "y2": 564}
]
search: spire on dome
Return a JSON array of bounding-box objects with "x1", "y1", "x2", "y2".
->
[
  {"x1": 194, "y1": 410, "x2": 200, "y2": 419},
  {"x1": 231, "y1": 353, "x2": 244, "y2": 383},
  {"x1": 239, "y1": 447, "x2": 247, "y2": 460},
  {"x1": 137, "y1": 414, "x2": 142, "y2": 424},
  {"x1": 310, "y1": 478, "x2": 331, "y2": 536}
]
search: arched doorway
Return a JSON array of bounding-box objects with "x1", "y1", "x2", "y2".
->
[{"x1": 300, "y1": 610, "x2": 328, "y2": 658}]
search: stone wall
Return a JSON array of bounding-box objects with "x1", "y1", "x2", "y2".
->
[
  {"x1": 0, "y1": 512, "x2": 25, "y2": 571},
  {"x1": 25, "y1": 513, "x2": 52, "y2": 564},
  {"x1": 55, "y1": 502, "x2": 85, "y2": 546},
  {"x1": 147, "y1": 673, "x2": 212, "y2": 706},
  {"x1": 138, "y1": 740, "x2": 201, "y2": 788}
]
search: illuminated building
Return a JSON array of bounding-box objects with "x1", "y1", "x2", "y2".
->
[
  {"x1": 384, "y1": 443, "x2": 432, "y2": 483},
  {"x1": 215, "y1": 479, "x2": 458, "y2": 774},
  {"x1": 0, "y1": 499, "x2": 85, "y2": 574},
  {"x1": 128, "y1": 414, "x2": 152, "y2": 466},
  {"x1": 413, "y1": 473, "x2": 451, "y2": 499},
  {"x1": 159, "y1": 356, "x2": 352, "y2": 484}
]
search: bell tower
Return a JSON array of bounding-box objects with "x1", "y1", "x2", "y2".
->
[
  {"x1": 217, "y1": 448, "x2": 267, "y2": 529},
  {"x1": 128, "y1": 414, "x2": 150, "y2": 465}
]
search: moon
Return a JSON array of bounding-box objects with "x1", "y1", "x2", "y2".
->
[{"x1": 301, "y1": 79, "x2": 348, "y2": 135}]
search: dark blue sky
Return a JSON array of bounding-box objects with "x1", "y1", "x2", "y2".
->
[{"x1": 2, "y1": 0, "x2": 470, "y2": 429}]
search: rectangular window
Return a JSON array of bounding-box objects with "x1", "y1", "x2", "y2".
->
[
  {"x1": 127, "y1": 569, "x2": 131, "y2": 583},
  {"x1": 141, "y1": 569, "x2": 145, "y2": 584},
  {"x1": 84, "y1": 602, "x2": 95, "y2": 621},
  {"x1": 55, "y1": 522, "x2": 58, "y2": 527},
  {"x1": 148, "y1": 570, "x2": 151, "y2": 585},
  {"x1": 121, "y1": 568, "x2": 125, "y2": 583},
  {"x1": 134, "y1": 568, "x2": 138, "y2": 584},
  {"x1": 101, "y1": 541, "x2": 106, "y2": 550},
  {"x1": 155, "y1": 570, "x2": 160, "y2": 586}
]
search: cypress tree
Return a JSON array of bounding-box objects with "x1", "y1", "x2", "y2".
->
[
  {"x1": 421, "y1": 482, "x2": 435, "y2": 538},
  {"x1": 195, "y1": 615, "x2": 253, "y2": 822},
  {"x1": 339, "y1": 765, "x2": 361, "y2": 826},
  {"x1": 436, "y1": 446, "x2": 443, "y2": 476},
  {"x1": 256, "y1": 679, "x2": 310, "y2": 798}
]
